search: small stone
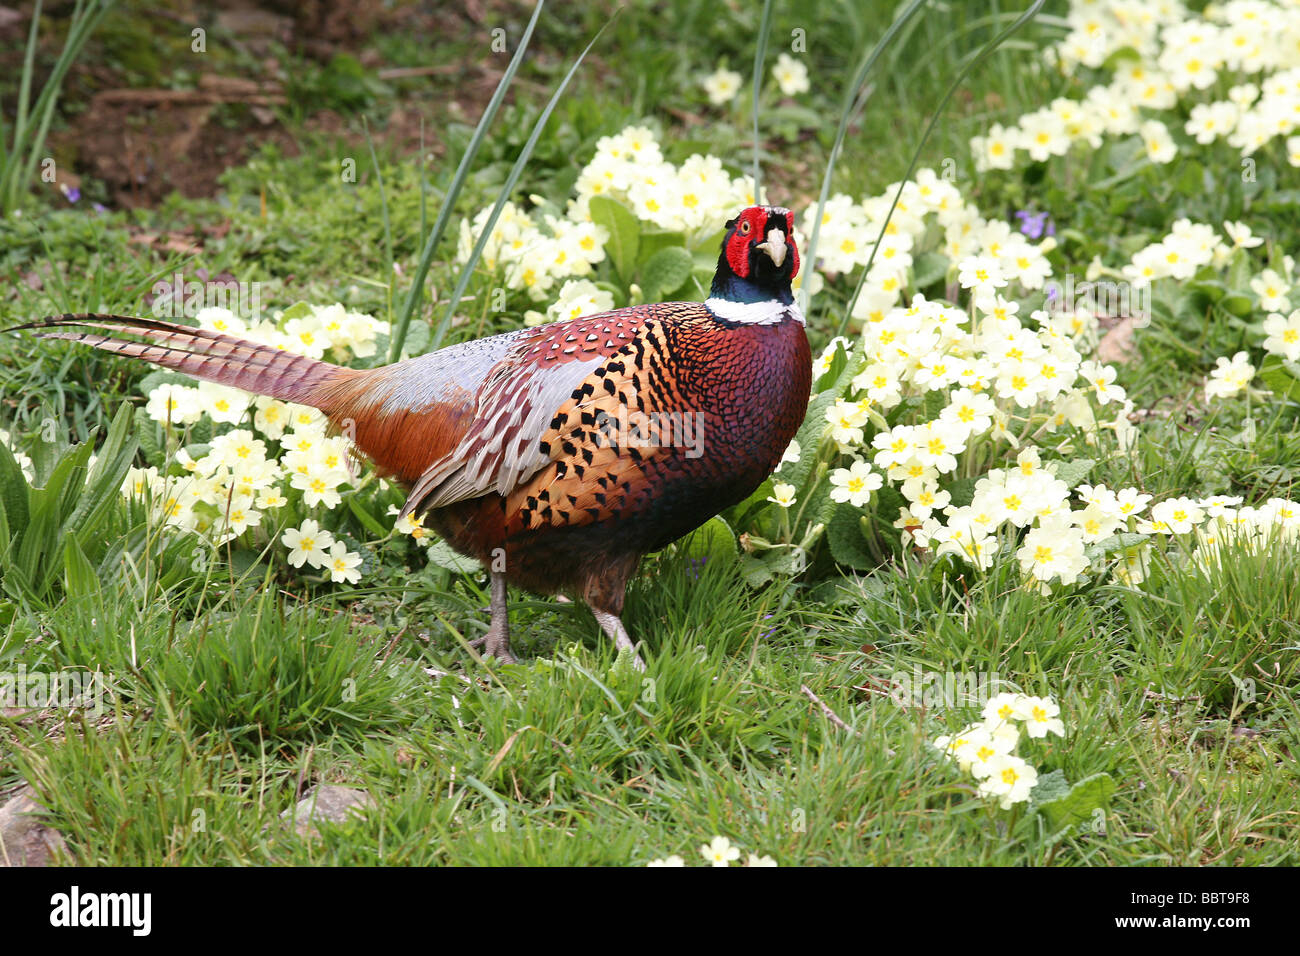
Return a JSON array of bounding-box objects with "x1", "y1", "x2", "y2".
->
[
  {"x1": 0, "y1": 786, "x2": 68, "y2": 867},
  {"x1": 281, "y1": 785, "x2": 375, "y2": 839},
  {"x1": 1097, "y1": 315, "x2": 1138, "y2": 365}
]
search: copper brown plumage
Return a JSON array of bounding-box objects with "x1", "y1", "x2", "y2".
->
[{"x1": 16, "y1": 205, "x2": 810, "y2": 667}]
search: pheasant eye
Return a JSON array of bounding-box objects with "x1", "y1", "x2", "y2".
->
[{"x1": 738, "y1": 220, "x2": 751, "y2": 235}]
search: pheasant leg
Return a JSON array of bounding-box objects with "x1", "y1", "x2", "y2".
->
[
  {"x1": 591, "y1": 609, "x2": 645, "y2": 671},
  {"x1": 480, "y1": 570, "x2": 517, "y2": 664}
]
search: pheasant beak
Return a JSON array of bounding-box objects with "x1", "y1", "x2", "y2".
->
[{"x1": 757, "y1": 228, "x2": 788, "y2": 268}]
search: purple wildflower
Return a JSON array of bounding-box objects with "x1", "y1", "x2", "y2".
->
[{"x1": 1014, "y1": 209, "x2": 1054, "y2": 240}]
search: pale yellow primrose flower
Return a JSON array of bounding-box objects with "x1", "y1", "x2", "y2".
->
[{"x1": 700, "y1": 836, "x2": 741, "y2": 867}]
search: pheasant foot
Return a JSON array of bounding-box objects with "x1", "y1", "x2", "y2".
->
[{"x1": 478, "y1": 570, "x2": 517, "y2": 664}]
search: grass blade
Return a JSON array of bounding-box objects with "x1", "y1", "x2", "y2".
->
[
  {"x1": 432, "y1": 17, "x2": 616, "y2": 352},
  {"x1": 837, "y1": 0, "x2": 1046, "y2": 336},
  {"x1": 3, "y1": 0, "x2": 111, "y2": 214},
  {"x1": 800, "y1": 0, "x2": 930, "y2": 312},
  {"x1": 388, "y1": 0, "x2": 546, "y2": 362},
  {"x1": 751, "y1": 0, "x2": 774, "y2": 200},
  {"x1": 11, "y1": 0, "x2": 44, "y2": 169}
]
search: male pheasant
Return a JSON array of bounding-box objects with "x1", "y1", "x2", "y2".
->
[{"x1": 19, "y1": 205, "x2": 811, "y2": 666}]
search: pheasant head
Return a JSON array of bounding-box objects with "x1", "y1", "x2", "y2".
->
[{"x1": 708, "y1": 205, "x2": 801, "y2": 322}]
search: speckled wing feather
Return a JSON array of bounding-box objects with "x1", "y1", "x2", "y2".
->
[
  {"x1": 504, "y1": 347, "x2": 662, "y2": 531},
  {"x1": 398, "y1": 305, "x2": 701, "y2": 516}
]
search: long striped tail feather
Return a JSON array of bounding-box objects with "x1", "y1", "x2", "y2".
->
[{"x1": 10, "y1": 313, "x2": 359, "y2": 410}]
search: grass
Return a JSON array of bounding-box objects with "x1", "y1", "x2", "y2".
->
[
  {"x1": 0, "y1": 0, "x2": 1298, "y2": 866},
  {"x1": 10, "y1": 544, "x2": 1298, "y2": 865}
]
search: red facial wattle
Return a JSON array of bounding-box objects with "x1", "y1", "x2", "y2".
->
[
  {"x1": 725, "y1": 206, "x2": 797, "y2": 281},
  {"x1": 725, "y1": 207, "x2": 765, "y2": 279}
]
